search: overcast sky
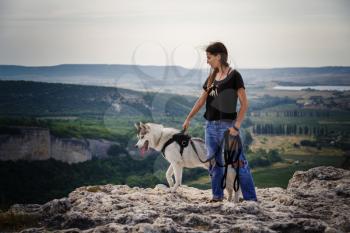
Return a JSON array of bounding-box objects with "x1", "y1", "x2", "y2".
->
[{"x1": 0, "y1": 0, "x2": 349, "y2": 68}]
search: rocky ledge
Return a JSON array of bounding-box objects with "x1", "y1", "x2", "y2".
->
[{"x1": 1, "y1": 166, "x2": 350, "y2": 233}]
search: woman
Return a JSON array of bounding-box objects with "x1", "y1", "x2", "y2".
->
[{"x1": 182, "y1": 41, "x2": 257, "y2": 202}]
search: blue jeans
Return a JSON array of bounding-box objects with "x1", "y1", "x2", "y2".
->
[
  {"x1": 205, "y1": 119, "x2": 258, "y2": 201},
  {"x1": 236, "y1": 147, "x2": 258, "y2": 201}
]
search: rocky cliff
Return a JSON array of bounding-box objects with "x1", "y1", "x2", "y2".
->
[
  {"x1": 0, "y1": 126, "x2": 118, "y2": 164},
  {"x1": 0, "y1": 127, "x2": 51, "y2": 161},
  {"x1": 1, "y1": 166, "x2": 349, "y2": 233}
]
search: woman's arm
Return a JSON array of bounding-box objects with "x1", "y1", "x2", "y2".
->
[
  {"x1": 234, "y1": 87, "x2": 249, "y2": 128},
  {"x1": 186, "y1": 90, "x2": 208, "y2": 120}
]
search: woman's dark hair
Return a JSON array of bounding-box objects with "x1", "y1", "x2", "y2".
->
[{"x1": 205, "y1": 41, "x2": 230, "y2": 91}]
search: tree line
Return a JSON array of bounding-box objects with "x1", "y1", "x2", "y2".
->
[{"x1": 252, "y1": 124, "x2": 329, "y2": 136}]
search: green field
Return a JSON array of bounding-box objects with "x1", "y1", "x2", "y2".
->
[{"x1": 185, "y1": 154, "x2": 347, "y2": 189}]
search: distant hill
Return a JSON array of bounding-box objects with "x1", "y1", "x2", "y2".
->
[
  {"x1": 0, "y1": 80, "x2": 197, "y2": 117},
  {"x1": 0, "y1": 64, "x2": 205, "y2": 96},
  {"x1": 242, "y1": 66, "x2": 350, "y2": 86},
  {"x1": 1, "y1": 65, "x2": 349, "y2": 95}
]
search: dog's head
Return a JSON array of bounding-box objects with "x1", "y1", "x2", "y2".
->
[{"x1": 134, "y1": 122, "x2": 163, "y2": 156}]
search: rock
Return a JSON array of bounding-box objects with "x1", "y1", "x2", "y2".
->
[
  {"x1": 335, "y1": 184, "x2": 350, "y2": 197},
  {"x1": 0, "y1": 126, "x2": 91, "y2": 164},
  {"x1": 0, "y1": 166, "x2": 348, "y2": 233},
  {"x1": 0, "y1": 126, "x2": 121, "y2": 164},
  {"x1": 41, "y1": 198, "x2": 71, "y2": 217}
]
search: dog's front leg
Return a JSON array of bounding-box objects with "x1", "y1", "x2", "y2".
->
[
  {"x1": 166, "y1": 164, "x2": 174, "y2": 187},
  {"x1": 227, "y1": 187, "x2": 233, "y2": 202},
  {"x1": 234, "y1": 189, "x2": 240, "y2": 203},
  {"x1": 170, "y1": 164, "x2": 183, "y2": 193}
]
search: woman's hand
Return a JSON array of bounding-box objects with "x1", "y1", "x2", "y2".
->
[
  {"x1": 182, "y1": 118, "x2": 190, "y2": 131},
  {"x1": 228, "y1": 127, "x2": 239, "y2": 136}
]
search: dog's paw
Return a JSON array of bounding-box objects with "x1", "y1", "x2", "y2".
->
[
  {"x1": 166, "y1": 179, "x2": 174, "y2": 188},
  {"x1": 169, "y1": 187, "x2": 178, "y2": 193}
]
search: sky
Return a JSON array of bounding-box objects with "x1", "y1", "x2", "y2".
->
[{"x1": 0, "y1": 0, "x2": 349, "y2": 69}]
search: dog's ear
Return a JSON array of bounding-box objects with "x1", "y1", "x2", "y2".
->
[
  {"x1": 140, "y1": 122, "x2": 150, "y2": 130},
  {"x1": 134, "y1": 122, "x2": 140, "y2": 131},
  {"x1": 140, "y1": 123, "x2": 150, "y2": 132}
]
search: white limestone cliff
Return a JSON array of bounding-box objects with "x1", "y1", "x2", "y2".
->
[{"x1": 0, "y1": 126, "x2": 119, "y2": 164}]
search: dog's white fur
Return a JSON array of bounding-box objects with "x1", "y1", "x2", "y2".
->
[{"x1": 134, "y1": 122, "x2": 241, "y2": 202}]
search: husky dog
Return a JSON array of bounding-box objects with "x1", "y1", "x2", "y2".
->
[{"x1": 134, "y1": 122, "x2": 241, "y2": 202}]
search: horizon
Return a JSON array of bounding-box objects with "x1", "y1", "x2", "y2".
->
[{"x1": 1, "y1": 63, "x2": 350, "y2": 70}]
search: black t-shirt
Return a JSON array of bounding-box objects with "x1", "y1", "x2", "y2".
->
[{"x1": 202, "y1": 69, "x2": 245, "y2": 121}]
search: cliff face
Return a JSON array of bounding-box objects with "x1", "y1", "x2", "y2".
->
[
  {"x1": 50, "y1": 136, "x2": 92, "y2": 164},
  {"x1": 2, "y1": 166, "x2": 349, "y2": 233},
  {"x1": 0, "y1": 127, "x2": 51, "y2": 161},
  {"x1": 0, "y1": 126, "x2": 117, "y2": 164}
]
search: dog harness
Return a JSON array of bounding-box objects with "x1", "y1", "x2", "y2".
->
[{"x1": 161, "y1": 130, "x2": 191, "y2": 157}]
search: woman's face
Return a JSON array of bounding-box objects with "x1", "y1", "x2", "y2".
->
[{"x1": 206, "y1": 52, "x2": 221, "y2": 69}]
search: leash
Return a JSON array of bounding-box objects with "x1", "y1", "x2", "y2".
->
[
  {"x1": 220, "y1": 131, "x2": 242, "y2": 192},
  {"x1": 162, "y1": 127, "x2": 241, "y2": 192},
  {"x1": 188, "y1": 127, "x2": 242, "y2": 192},
  {"x1": 189, "y1": 130, "x2": 227, "y2": 164},
  {"x1": 189, "y1": 128, "x2": 239, "y2": 166}
]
